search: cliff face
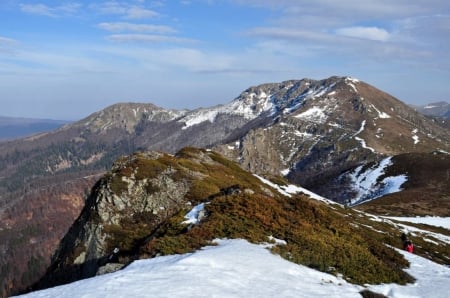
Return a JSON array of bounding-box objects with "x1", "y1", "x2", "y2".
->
[{"x1": 33, "y1": 148, "x2": 248, "y2": 288}]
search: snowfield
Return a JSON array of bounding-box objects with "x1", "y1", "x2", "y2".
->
[{"x1": 16, "y1": 239, "x2": 450, "y2": 298}]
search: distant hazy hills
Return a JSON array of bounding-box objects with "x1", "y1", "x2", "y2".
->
[
  {"x1": 0, "y1": 116, "x2": 70, "y2": 140},
  {"x1": 412, "y1": 101, "x2": 450, "y2": 118}
]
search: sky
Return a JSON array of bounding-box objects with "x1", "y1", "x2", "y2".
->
[{"x1": 1, "y1": 1, "x2": 450, "y2": 120}]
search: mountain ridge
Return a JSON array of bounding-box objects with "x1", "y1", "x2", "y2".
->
[
  {"x1": 0, "y1": 76, "x2": 449, "y2": 297},
  {"x1": 29, "y1": 147, "x2": 449, "y2": 296}
]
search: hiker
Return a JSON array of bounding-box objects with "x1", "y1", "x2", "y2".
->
[
  {"x1": 108, "y1": 247, "x2": 120, "y2": 262},
  {"x1": 404, "y1": 240, "x2": 414, "y2": 253}
]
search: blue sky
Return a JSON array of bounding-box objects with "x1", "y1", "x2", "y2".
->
[{"x1": 1, "y1": 1, "x2": 449, "y2": 120}]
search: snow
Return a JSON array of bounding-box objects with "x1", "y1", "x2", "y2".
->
[
  {"x1": 353, "y1": 120, "x2": 376, "y2": 152},
  {"x1": 349, "y1": 157, "x2": 407, "y2": 205},
  {"x1": 382, "y1": 220, "x2": 450, "y2": 245},
  {"x1": 385, "y1": 217, "x2": 449, "y2": 230},
  {"x1": 354, "y1": 137, "x2": 376, "y2": 152},
  {"x1": 328, "y1": 122, "x2": 341, "y2": 128},
  {"x1": 412, "y1": 129, "x2": 420, "y2": 145},
  {"x1": 354, "y1": 120, "x2": 366, "y2": 136},
  {"x1": 182, "y1": 203, "x2": 205, "y2": 224},
  {"x1": 294, "y1": 106, "x2": 327, "y2": 123},
  {"x1": 181, "y1": 109, "x2": 219, "y2": 130},
  {"x1": 280, "y1": 168, "x2": 290, "y2": 176},
  {"x1": 370, "y1": 104, "x2": 391, "y2": 119},
  {"x1": 16, "y1": 239, "x2": 450, "y2": 298},
  {"x1": 367, "y1": 248, "x2": 450, "y2": 298},
  {"x1": 254, "y1": 175, "x2": 334, "y2": 204},
  {"x1": 346, "y1": 76, "x2": 360, "y2": 83},
  {"x1": 345, "y1": 77, "x2": 359, "y2": 92},
  {"x1": 294, "y1": 130, "x2": 314, "y2": 138},
  {"x1": 179, "y1": 89, "x2": 276, "y2": 129},
  {"x1": 284, "y1": 83, "x2": 336, "y2": 114}
]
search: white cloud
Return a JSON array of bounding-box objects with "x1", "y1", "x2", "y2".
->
[
  {"x1": 244, "y1": 27, "x2": 333, "y2": 43},
  {"x1": 335, "y1": 26, "x2": 390, "y2": 42},
  {"x1": 106, "y1": 34, "x2": 197, "y2": 43},
  {"x1": 19, "y1": 3, "x2": 81, "y2": 17},
  {"x1": 20, "y1": 3, "x2": 57, "y2": 17},
  {"x1": 98, "y1": 22, "x2": 177, "y2": 34},
  {"x1": 93, "y1": 2, "x2": 158, "y2": 19},
  {"x1": 125, "y1": 6, "x2": 158, "y2": 19}
]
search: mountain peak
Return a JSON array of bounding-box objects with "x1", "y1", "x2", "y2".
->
[{"x1": 72, "y1": 102, "x2": 187, "y2": 133}]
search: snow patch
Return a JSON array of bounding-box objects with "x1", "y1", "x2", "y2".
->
[
  {"x1": 181, "y1": 110, "x2": 219, "y2": 130},
  {"x1": 370, "y1": 104, "x2": 391, "y2": 119},
  {"x1": 254, "y1": 175, "x2": 334, "y2": 204},
  {"x1": 353, "y1": 120, "x2": 376, "y2": 152},
  {"x1": 182, "y1": 203, "x2": 205, "y2": 224},
  {"x1": 354, "y1": 137, "x2": 375, "y2": 152},
  {"x1": 280, "y1": 168, "x2": 290, "y2": 176},
  {"x1": 345, "y1": 77, "x2": 359, "y2": 92},
  {"x1": 385, "y1": 216, "x2": 450, "y2": 230},
  {"x1": 348, "y1": 157, "x2": 407, "y2": 205},
  {"x1": 294, "y1": 107, "x2": 327, "y2": 123},
  {"x1": 412, "y1": 129, "x2": 420, "y2": 145}
]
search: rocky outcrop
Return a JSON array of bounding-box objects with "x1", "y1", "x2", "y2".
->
[{"x1": 32, "y1": 148, "x2": 258, "y2": 289}]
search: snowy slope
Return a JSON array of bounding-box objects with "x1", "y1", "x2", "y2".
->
[
  {"x1": 346, "y1": 157, "x2": 407, "y2": 206},
  {"x1": 16, "y1": 239, "x2": 450, "y2": 298}
]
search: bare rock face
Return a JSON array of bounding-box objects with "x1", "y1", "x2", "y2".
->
[{"x1": 32, "y1": 148, "x2": 231, "y2": 289}]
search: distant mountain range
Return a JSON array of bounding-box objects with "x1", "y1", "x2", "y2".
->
[
  {"x1": 0, "y1": 116, "x2": 70, "y2": 141},
  {"x1": 412, "y1": 101, "x2": 450, "y2": 118},
  {"x1": 0, "y1": 76, "x2": 449, "y2": 297}
]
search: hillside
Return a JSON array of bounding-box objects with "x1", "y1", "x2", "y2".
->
[
  {"x1": 1, "y1": 76, "x2": 449, "y2": 297},
  {"x1": 28, "y1": 148, "x2": 450, "y2": 297}
]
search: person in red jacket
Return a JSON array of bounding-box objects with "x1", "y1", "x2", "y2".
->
[{"x1": 404, "y1": 240, "x2": 414, "y2": 253}]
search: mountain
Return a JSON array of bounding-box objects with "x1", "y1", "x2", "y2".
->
[
  {"x1": 212, "y1": 77, "x2": 449, "y2": 203},
  {"x1": 1, "y1": 76, "x2": 449, "y2": 297},
  {"x1": 0, "y1": 116, "x2": 70, "y2": 141},
  {"x1": 412, "y1": 101, "x2": 450, "y2": 118},
  {"x1": 26, "y1": 148, "x2": 450, "y2": 296}
]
